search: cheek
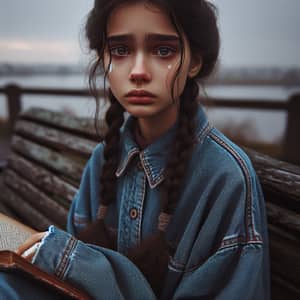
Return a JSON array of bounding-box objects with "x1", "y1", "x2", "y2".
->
[
  {"x1": 107, "y1": 62, "x2": 126, "y2": 88},
  {"x1": 108, "y1": 63, "x2": 113, "y2": 73},
  {"x1": 163, "y1": 63, "x2": 177, "y2": 87},
  {"x1": 164, "y1": 63, "x2": 188, "y2": 98}
]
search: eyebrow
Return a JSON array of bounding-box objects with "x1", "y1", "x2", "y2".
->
[{"x1": 107, "y1": 33, "x2": 180, "y2": 43}]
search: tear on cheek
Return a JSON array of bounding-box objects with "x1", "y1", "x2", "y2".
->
[
  {"x1": 109, "y1": 63, "x2": 113, "y2": 73},
  {"x1": 167, "y1": 65, "x2": 172, "y2": 70}
]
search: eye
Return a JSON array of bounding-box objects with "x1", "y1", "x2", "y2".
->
[
  {"x1": 110, "y1": 46, "x2": 129, "y2": 56},
  {"x1": 155, "y1": 46, "x2": 177, "y2": 58}
]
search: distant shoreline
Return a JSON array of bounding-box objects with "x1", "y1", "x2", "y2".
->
[{"x1": 1, "y1": 63, "x2": 299, "y2": 87}]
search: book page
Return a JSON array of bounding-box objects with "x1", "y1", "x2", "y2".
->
[{"x1": 0, "y1": 213, "x2": 37, "y2": 251}]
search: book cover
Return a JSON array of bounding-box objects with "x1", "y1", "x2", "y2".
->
[{"x1": 0, "y1": 250, "x2": 91, "y2": 299}]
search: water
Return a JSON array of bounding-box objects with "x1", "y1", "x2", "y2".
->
[
  {"x1": 0, "y1": 74, "x2": 97, "y2": 120},
  {"x1": 1, "y1": 74, "x2": 299, "y2": 143}
]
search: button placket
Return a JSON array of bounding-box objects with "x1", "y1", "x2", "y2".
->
[{"x1": 118, "y1": 169, "x2": 146, "y2": 254}]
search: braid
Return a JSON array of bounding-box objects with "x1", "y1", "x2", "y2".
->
[
  {"x1": 100, "y1": 91, "x2": 125, "y2": 207},
  {"x1": 78, "y1": 90, "x2": 124, "y2": 249},
  {"x1": 163, "y1": 78, "x2": 199, "y2": 214}
]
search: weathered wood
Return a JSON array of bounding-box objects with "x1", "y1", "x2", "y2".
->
[
  {"x1": 268, "y1": 223, "x2": 298, "y2": 243},
  {"x1": 245, "y1": 148, "x2": 300, "y2": 202},
  {"x1": 0, "y1": 183, "x2": 55, "y2": 231},
  {"x1": 0, "y1": 199, "x2": 17, "y2": 219},
  {"x1": 271, "y1": 274, "x2": 300, "y2": 300},
  {"x1": 21, "y1": 107, "x2": 107, "y2": 139},
  {"x1": 3, "y1": 170, "x2": 68, "y2": 228},
  {"x1": 266, "y1": 202, "x2": 300, "y2": 233},
  {"x1": 11, "y1": 136, "x2": 85, "y2": 182},
  {"x1": 0, "y1": 178, "x2": 18, "y2": 219},
  {"x1": 15, "y1": 120, "x2": 97, "y2": 157},
  {"x1": 8, "y1": 154, "x2": 77, "y2": 203},
  {"x1": 269, "y1": 237, "x2": 299, "y2": 286},
  {"x1": 284, "y1": 94, "x2": 300, "y2": 165},
  {"x1": 5, "y1": 84, "x2": 22, "y2": 134}
]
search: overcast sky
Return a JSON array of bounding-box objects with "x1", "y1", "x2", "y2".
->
[{"x1": 0, "y1": 0, "x2": 299, "y2": 67}]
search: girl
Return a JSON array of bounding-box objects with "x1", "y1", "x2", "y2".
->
[{"x1": 1, "y1": 0, "x2": 270, "y2": 299}]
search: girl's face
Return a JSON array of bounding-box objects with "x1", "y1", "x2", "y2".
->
[{"x1": 104, "y1": 2, "x2": 198, "y2": 122}]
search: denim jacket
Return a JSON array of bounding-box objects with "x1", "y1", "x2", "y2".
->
[{"x1": 0, "y1": 105, "x2": 270, "y2": 299}]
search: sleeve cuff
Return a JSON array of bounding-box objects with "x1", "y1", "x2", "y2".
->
[{"x1": 32, "y1": 225, "x2": 78, "y2": 279}]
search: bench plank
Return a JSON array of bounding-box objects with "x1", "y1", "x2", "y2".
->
[
  {"x1": 0, "y1": 183, "x2": 55, "y2": 231},
  {"x1": 15, "y1": 120, "x2": 97, "y2": 157},
  {"x1": 3, "y1": 170, "x2": 68, "y2": 228},
  {"x1": 266, "y1": 202, "x2": 300, "y2": 233},
  {"x1": 246, "y1": 148, "x2": 300, "y2": 203},
  {"x1": 11, "y1": 136, "x2": 84, "y2": 182},
  {"x1": 8, "y1": 154, "x2": 77, "y2": 204},
  {"x1": 21, "y1": 107, "x2": 107, "y2": 139},
  {"x1": 269, "y1": 231, "x2": 299, "y2": 285}
]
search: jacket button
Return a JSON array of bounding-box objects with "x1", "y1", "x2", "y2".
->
[{"x1": 129, "y1": 208, "x2": 138, "y2": 219}]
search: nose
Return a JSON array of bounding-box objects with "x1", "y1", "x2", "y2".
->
[{"x1": 129, "y1": 53, "x2": 151, "y2": 84}]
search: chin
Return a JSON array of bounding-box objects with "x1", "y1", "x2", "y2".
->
[
  {"x1": 128, "y1": 111, "x2": 157, "y2": 119},
  {"x1": 126, "y1": 106, "x2": 159, "y2": 118},
  {"x1": 129, "y1": 111, "x2": 161, "y2": 119}
]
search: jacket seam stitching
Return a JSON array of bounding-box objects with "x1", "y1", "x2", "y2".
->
[
  {"x1": 219, "y1": 234, "x2": 262, "y2": 250},
  {"x1": 195, "y1": 122, "x2": 211, "y2": 144},
  {"x1": 137, "y1": 173, "x2": 146, "y2": 243},
  {"x1": 184, "y1": 240, "x2": 263, "y2": 273},
  {"x1": 116, "y1": 149, "x2": 139, "y2": 176},
  {"x1": 208, "y1": 131, "x2": 255, "y2": 241},
  {"x1": 169, "y1": 240, "x2": 263, "y2": 274},
  {"x1": 73, "y1": 214, "x2": 89, "y2": 224},
  {"x1": 55, "y1": 236, "x2": 78, "y2": 279}
]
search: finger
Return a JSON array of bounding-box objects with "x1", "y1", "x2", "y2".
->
[
  {"x1": 22, "y1": 242, "x2": 41, "y2": 262},
  {"x1": 16, "y1": 232, "x2": 47, "y2": 255},
  {"x1": 24, "y1": 252, "x2": 35, "y2": 262}
]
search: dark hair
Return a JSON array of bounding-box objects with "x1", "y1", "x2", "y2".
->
[{"x1": 78, "y1": 0, "x2": 220, "y2": 296}]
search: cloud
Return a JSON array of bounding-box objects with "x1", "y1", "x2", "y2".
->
[
  {"x1": 0, "y1": 39, "x2": 80, "y2": 64},
  {"x1": 1, "y1": 0, "x2": 299, "y2": 67}
]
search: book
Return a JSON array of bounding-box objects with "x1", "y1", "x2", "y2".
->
[
  {"x1": 0, "y1": 251, "x2": 91, "y2": 299},
  {"x1": 0, "y1": 213, "x2": 91, "y2": 299},
  {"x1": 0, "y1": 212, "x2": 37, "y2": 251}
]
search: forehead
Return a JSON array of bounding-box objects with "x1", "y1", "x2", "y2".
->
[{"x1": 107, "y1": 2, "x2": 177, "y2": 37}]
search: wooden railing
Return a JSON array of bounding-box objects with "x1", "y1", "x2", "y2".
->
[{"x1": 0, "y1": 83, "x2": 299, "y2": 164}]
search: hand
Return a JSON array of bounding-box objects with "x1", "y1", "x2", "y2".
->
[{"x1": 15, "y1": 232, "x2": 47, "y2": 262}]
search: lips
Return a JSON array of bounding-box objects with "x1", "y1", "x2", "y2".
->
[
  {"x1": 125, "y1": 90, "x2": 156, "y2": 97},
  {"x1": 125, "y1": 90, "x2": 156, "y2": 104}
]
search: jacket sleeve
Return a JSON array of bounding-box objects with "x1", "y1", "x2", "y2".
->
[
  {"x1": 32, "y1": 226, "x2": 156, "y2": 300},
  {"x1": 161, "y1": 173, "x2": 270, "y2": 300}
]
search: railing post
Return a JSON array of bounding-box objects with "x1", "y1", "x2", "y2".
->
[
  {"x1": 284, "y1": 94, "x2": 300, "y2": 165},
  {"x1": 4, "y1": 84, "x2": 22, "y2": 134}
]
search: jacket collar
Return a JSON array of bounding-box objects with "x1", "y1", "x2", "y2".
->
[{"x1": 116, "y1": 105, "x2": 211, "y2": 188}]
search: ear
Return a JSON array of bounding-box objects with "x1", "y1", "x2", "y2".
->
[{"x1": 188, "y1": 56, "x2": 202, "y2": 78}]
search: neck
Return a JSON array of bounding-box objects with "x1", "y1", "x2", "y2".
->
[{"x1": 137, "y1": 107, "x2": 179, "y2": 145}]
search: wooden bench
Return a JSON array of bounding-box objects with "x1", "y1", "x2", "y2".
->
[
  {"x1": 0, "y1": 107, "x2": 106, "y2": 229},
  {"x1": 0, "y1": 107, "x2": 299, "y2": 299}
]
